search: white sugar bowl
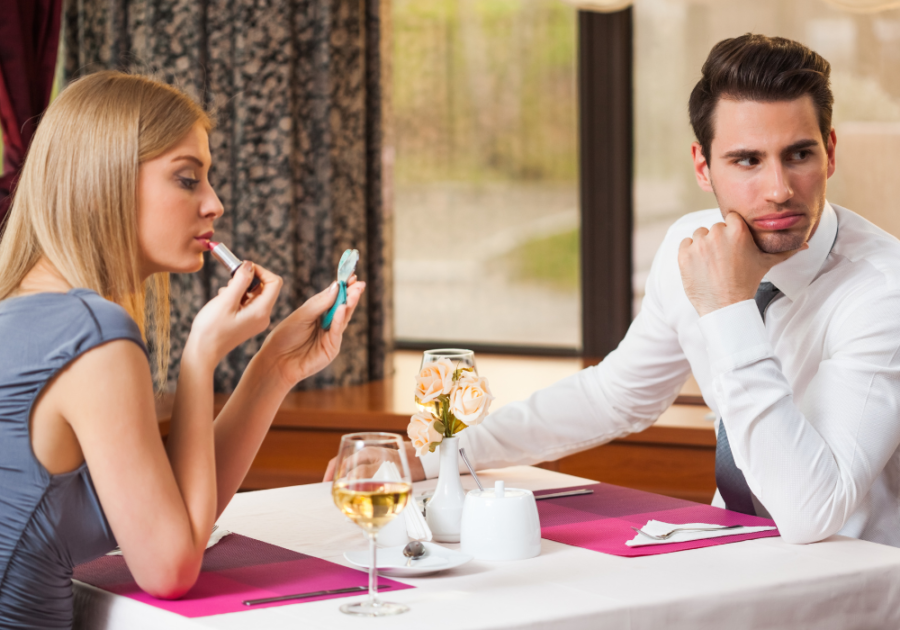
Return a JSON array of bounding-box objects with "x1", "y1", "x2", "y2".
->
[{"x1": 460, "y1": 480, "x2": 541, "y2": 561}]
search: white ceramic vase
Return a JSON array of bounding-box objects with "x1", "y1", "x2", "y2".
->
[{"x1": 426, "y1": 436, "x2": 467, "y2": 542}]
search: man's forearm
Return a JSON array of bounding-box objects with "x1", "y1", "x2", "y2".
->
[{"x1": 426, "y1": 365, "x2": 662, "y2": 478}]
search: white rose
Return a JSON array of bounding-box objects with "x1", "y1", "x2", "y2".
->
[
  {"x1": 449, "y1": 372, "x2": 494, "y2": 427},
  {"x1": 407, "y1": 411, "x2": 443, "y2": 457},
  {"x1": 415, "y1": 358, "x2": 454, "y2": 405}
]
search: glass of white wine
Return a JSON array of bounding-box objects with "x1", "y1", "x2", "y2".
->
[{"x1": 332, "y1": 432, "x2": 412, "y2": 617}]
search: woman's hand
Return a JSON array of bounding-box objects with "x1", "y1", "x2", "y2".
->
[
  {"x1": 258, "y1": 276, "x2": 365, "y2": 389},
  {"x1": 187, "y1": 262, "x2": 283, "y2": 368}
]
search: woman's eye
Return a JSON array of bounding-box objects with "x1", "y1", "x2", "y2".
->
[{"x1": 177, "y1": 176, "x2": 200, "y2": 190}]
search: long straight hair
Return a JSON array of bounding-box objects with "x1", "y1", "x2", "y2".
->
[{"x1": 0, "y1": 71, "x2": 212, "y2": 388}]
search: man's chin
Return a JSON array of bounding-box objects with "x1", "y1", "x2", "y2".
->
[{"x1": 752, "y1": 230, "x2": 808, "y2": 254}]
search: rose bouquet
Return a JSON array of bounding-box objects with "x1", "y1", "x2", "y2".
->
[{"x1": 407, "y1": 358, "x2": 494, "y2": 456}]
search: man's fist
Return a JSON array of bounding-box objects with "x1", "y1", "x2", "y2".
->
[{"x1": 678, "y1": 212, "x2": 806, "y2": 317}]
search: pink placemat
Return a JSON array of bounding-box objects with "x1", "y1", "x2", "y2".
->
[
  {"x1": 73, "y1": 534, "x2": 413, "y2": 617},
  {"x1": 535, "y1": 483, "x2": 779, "y2": 557}
]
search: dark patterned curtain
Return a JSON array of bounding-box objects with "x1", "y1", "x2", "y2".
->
[{"x1": 63, "y1": 0, "x2": 392, "y2": 390}]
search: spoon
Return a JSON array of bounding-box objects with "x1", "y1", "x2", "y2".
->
[
  {"x1": 459, "y1": 448, "x2": 484, "y2": 491},
  {"x1": 402, "y1": 540, "x2": 427, "y2": 567}
]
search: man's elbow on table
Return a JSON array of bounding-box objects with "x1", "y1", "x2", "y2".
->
[{"x1": 770, "y1": 509, "x2": 845, "y2": 546}]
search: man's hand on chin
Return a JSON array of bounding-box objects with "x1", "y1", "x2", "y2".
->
[{"x1": 678, "y1": 211, "x2": 807, "y2": 318}]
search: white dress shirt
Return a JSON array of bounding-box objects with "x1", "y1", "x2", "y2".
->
[{"x1": 426, "y1": 202, "x2": 900, "y2": 546}]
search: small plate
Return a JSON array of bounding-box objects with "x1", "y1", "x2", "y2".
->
[{"x1": 344, "y1": 542, "x2": 473, "y2": 577}]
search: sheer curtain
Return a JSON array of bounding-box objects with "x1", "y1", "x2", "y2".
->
[{"x1": 563, "y1": 0, "x2": 900, "y2": 12}]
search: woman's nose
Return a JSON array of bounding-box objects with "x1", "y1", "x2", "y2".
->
[{"x1": 202, "y1": 186, "x2": 224, "y2": 220}]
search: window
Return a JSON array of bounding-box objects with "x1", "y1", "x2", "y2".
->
[{"x1": 391, "y1": 1, "x2": 581, "y2": 350}]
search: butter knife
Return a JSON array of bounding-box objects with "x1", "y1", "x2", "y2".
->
[
  {"x1": 534, "y1": 489, "x2": 594, "y2": 501},
  {"x1": 243, "y1": 584, "x2": 392, "y2": 606}
]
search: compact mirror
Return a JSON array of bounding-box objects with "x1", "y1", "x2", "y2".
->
[
  {"x1": 322, "y1": 248, "x2": 360, "y2": 331},
  {"x1": 337, "y1": 249, "x2": 360, "y2": 283}
]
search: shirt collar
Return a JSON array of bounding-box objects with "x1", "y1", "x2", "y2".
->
[{"x1": 764, "y1": 201, "x2": 837, "y2": 301}]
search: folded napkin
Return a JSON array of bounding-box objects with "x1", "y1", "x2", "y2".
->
[
  {"x1": 372, "y1": 461, "x2": 432, "y2": 542},
  {"x1": 626, "y1": 520, "x2": 776, "y2": 547},
  {"x1": 107, "y1": 526, "x2": 232, "y2": 556}
]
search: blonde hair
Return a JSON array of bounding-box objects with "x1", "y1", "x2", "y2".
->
[{"x1": 0, "y1": 71, "x2": 212, "y2": 388}]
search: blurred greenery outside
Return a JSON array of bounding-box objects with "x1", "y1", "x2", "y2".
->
[
  {"x1": 500, "y1": 228, "x2": 579, "y2": 291},
  {"x1": 392, "y1": 0, "x2": 579, "y2": 293}
]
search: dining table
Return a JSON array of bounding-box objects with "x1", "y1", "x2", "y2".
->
[{"x1": 73, "y1": 466, "x2": 900, "y2": 630}]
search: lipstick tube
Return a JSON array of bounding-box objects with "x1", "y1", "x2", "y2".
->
[{"x1": 208, "y1": 242, "x2": 261, "y2": 293}]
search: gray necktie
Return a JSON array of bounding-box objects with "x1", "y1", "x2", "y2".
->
[{"x1": 715, "y1": 281, "x2": 781, "y2": 515}]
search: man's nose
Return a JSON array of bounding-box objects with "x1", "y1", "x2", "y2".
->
[{"x1": 765, "y1": 162, "x2": 794, "y2": 204}]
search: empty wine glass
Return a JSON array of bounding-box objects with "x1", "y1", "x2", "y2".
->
[
  {"x1": 421, "y1": 348, "x2": 477, "y2": 374},
  {"x1": 332, "y1": 432, "x2": 412, "y2": 617},
  {"x1": 418, "y1": 349, "x2": 477, "y2": 417}
]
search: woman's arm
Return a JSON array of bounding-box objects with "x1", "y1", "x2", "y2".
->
[
  {"x1": 56, "y1": 263, "x2": 278, "y2": 598},
  {"x1": 211, "y1": 278, "x2": 365, "y2": 516},
  {"x1": 53, "y1": 340, "x2": 212, "y2": 598}
]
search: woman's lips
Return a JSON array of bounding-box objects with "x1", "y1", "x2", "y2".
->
[{"x1": 753, "y1": 214, "x2": 804, "y2": 230}]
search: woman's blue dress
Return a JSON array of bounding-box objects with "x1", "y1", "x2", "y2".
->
[{"x1": 0, "y1": 289, "x2": 147, "y2": 628}]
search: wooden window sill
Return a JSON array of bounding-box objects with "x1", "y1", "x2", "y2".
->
[{"x1": 155, "y1": 351, "x2": 715, "y2": 501}]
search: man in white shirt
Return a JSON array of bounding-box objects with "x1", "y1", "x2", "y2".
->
[{"x1": 419, "y1": 34, "x2": 900, "y2": 547}]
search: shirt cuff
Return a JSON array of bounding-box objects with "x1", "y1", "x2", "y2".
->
[
  {"x1": 698, "y1": 299, "x2": 774, "y2": 376},
  {"x1": 420, "y1": 448, "x2": 441, "y2": 479}
]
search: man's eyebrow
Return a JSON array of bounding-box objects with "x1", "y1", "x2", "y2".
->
[
  {"x1": 171, "y1": 155, "x2": 205, "y2": 167},
  {"x1": 783, "y1": 139, "x2": 819, "y2": 153},
  {"x1": 719, "y1": 139, "x2": 821, "y2": 161},
  {"x1": 721, "y1": 148, "x2": 764, "y2": 160}
]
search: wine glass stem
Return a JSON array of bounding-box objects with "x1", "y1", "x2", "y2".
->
[{"x1": 367, "y1": 532, "x2": 379, "y2": 607}]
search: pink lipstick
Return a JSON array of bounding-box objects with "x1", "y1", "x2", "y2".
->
[{"x1": 207, "y1": 241, "x2": 261, "y2": 293}]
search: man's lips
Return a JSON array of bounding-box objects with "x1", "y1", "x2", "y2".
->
[{"x1": 753, "y1": 213, "x2": 804, "y2": 231}]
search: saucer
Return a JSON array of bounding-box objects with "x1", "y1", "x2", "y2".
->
[{"x1": 344, "y1": 542, "x2": 473, "y2": 577}]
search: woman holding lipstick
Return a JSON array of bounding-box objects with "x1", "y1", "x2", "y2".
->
[{"x1": 0, "y1": 71, "x2": 364, "y2": 629}]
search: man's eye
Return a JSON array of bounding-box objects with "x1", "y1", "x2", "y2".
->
[
  {"x1": 790, "y1": 150, "x2": 810, "y2": 161},
  {"x1": 177, "y1": 176, "x2": 200, "y2": 190},
  {"x1": 736, "y1": 157, "x2": 757, "y2": 167}
]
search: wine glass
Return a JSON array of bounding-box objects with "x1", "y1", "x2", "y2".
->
[
  {"x1": 421, "y1": 348, "x2": 477, "y2": 374},
  {"x1": 418, "y1": 349, "x2": 477, "y2": 416},
  {"x1": 332, "y1": 432, "x2": 412, "y2": 617}
]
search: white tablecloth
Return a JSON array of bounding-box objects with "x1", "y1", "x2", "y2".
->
[{"x1": 74, "y1": 467, "x2": 900, "y2": 629}]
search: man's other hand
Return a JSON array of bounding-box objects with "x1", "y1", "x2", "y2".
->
[{"x1": 678, "y1": 211, "x2": 806, "y2": 317}]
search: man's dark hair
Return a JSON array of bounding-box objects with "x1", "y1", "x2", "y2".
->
[{"x1": 689, "y1": 34, "x2": 834, "y2": 164}]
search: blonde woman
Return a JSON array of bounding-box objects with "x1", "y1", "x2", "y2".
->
[{"x1": 0, "y1": 71, "x2": 364, "y2": 628}]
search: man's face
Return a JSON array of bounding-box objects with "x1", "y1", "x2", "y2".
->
[{"x1": 691, "y1": 95, "x2": 836, "y2": 254}]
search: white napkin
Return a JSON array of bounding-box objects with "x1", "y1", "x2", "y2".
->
[
  {"x1": 372, "y1": 461, "x2": 432, "y2": 542},
  {"x1": 626, "y1": 519, "x2": 776, "y2": 547},
  {"x1": 106, "y1": 526, "x2": 232, "y2": 556}
]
